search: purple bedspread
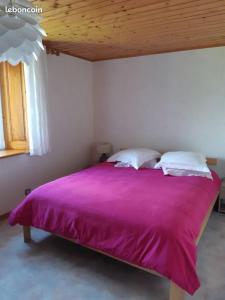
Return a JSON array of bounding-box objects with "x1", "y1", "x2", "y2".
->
[{"x1": 9, "y1": 163, "x2": 221, "y2": 294}]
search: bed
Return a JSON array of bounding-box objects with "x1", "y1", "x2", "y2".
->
[{"x1": 9, "y1": 161, "x2": 221, "y2": 300}]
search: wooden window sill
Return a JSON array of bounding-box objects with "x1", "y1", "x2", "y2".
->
[{"x1": 0, "y1": 149, "x2": 29, "y2": 159}]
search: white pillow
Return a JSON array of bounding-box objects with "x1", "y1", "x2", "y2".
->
[
  {"x1": 155, "y1": 151, "x2": 212, "y2": 179},
  {"x1": 114, "y1": 162, "x2": 131, "y2": 168},
  {"x1": 115, "y1": 159, "x2": 157, "y2": 169},
  {"x1": 107, "y1": 148, "x2": 161, "y2": 170},
  {"x1": 162, "y1": 166, "x2": 212, "y2": 179}
]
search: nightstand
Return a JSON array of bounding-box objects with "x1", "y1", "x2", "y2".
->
[{"x1": 218, "y1": 179, "x2": 225, "y2": 213}]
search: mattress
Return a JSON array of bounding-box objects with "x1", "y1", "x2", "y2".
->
[{"x1": 9, "y1": 163, "x2": 221, "y2": 294}]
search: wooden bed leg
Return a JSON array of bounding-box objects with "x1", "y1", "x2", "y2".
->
[
  {"x1": 23, "y1": 226, "x2": 31, "y2": 243},
  {"x1": 169, "y1": 281, "x2": 185, "y2": 300}
]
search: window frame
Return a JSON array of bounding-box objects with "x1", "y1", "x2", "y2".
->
[{"x1": 0, "y1": 62, "x2": 29, "y2": 158}]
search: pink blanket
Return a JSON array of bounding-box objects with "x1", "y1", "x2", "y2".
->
[{"x1": 9, "y1": 163, "x2": 221, "y2": 294}]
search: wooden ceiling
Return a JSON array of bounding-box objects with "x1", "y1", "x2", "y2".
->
[{"x1": 32, "y1": 0, "x2": 225, "y2": 61}]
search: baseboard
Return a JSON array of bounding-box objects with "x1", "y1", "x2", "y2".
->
[{"x1": 0, "y1": 212, "x2": 9, "y2": 221}]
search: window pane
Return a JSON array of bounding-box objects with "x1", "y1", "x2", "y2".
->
[{"x1": 0, "y1": 89, "x2": 5, "y2": 150}]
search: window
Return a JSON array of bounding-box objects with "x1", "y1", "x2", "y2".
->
[{"x1": 0, "y1": 62, "x2": 29, "y2": 157}]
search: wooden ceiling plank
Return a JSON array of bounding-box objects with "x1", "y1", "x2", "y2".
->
[
  {"x1": 96, "y1": 12, "x2": 225, "y2": 40},
  {"x1": 45, "y1": 8, "x2": 225, "y2": 40},
  {"x1": 36, "y1": 0, "x2": 225, "y2": 60},
  {"x1": 75, "y1": 0, "x2": 225, "y2": 30},
  {"x1": 40, "y1": 0, "x2": 140, "y2": 18},
  {"x1": 41, "y1": 0, "x2": 223, "y2": 29},
  {"x1": 32, "y1": 0, "x2": 86, "y2": 12},
  {"x1": 40, "y1": 0, "x2": 116, "y2": 18},
  {"x1": 46, "y1": 22, "x2": 225, "y2": 47},
  {"x1": 41, "y1": 0, "x2": 224, "y2": 38},
  {"x1": 40, "y1": 0, "x2": 186, "y2": 26}
]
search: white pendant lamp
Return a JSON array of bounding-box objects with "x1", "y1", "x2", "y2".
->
[{"x1": 0, "y1": 0, "x2": 46, "y2": 65}]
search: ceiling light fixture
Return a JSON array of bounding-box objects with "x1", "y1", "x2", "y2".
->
[{"x1": 0, "y1": 0, "x2": 46, "y2": 65}]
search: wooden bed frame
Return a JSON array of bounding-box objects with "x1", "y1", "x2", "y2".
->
[
  {"x1": 22, "y1": 157, "x2": 219, "y2": 300},
  {"x1": 22, "y1": 194, "x2": 218, "y2": 300}
]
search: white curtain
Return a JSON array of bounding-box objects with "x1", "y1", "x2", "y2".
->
[
  {"x1": 24, "y1": 51, "x2": 50, "y2": 156},
  {"x1": 0, "y1": 89, "x2": 5, "y2": 150}
]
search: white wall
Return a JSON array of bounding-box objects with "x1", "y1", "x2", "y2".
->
[
  {"x1": 0, "y1": 54, "x2": 94, "y2": 215},
  {"x1": 94, "y1": 47, "x2": 225, "y2": 177},
  {"x1": 1, "y1": 47, "x2": 225, "y2": 215}
]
